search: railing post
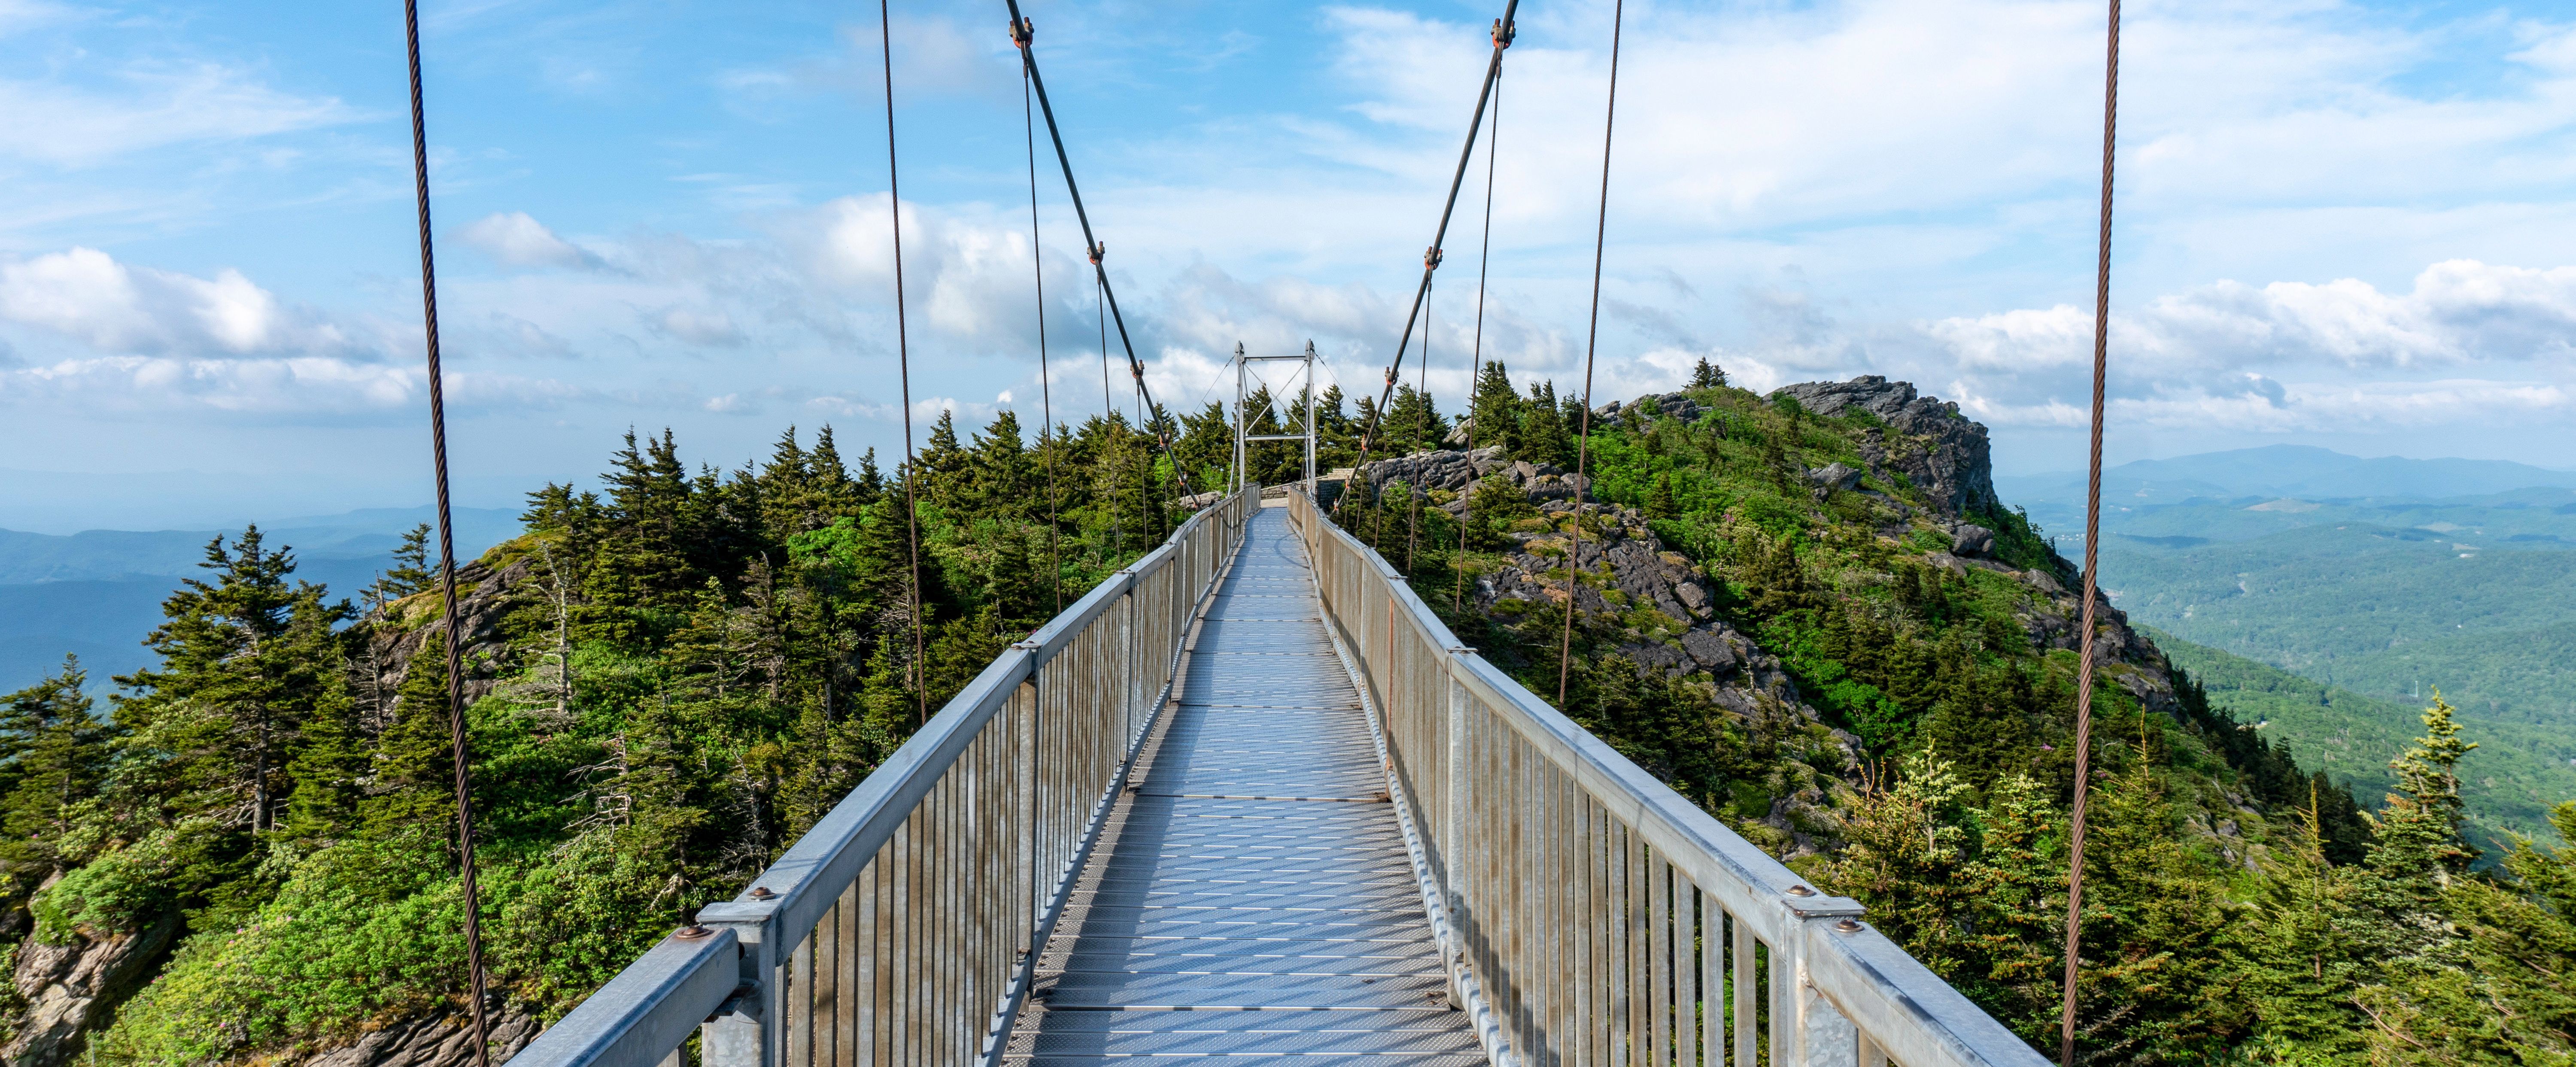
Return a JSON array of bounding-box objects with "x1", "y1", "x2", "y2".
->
[
  {"x1": 1442, "y1": 667, "x2": 1469, "y2": 906},
  {"x1": 699, "y1": 918, "x2": 772, "y2": 1067},
  {"x1": 1792, "y1": 919, "x2": 1860, "y2": 1067}
]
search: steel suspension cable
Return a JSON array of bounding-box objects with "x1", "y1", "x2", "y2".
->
[
  {"x1": 398, "y1": 4, "x2": 490, "y2": 1061},
  {"x1": 1000, "y1": 4, "x2": 1192, "y2": 503},
  {"x1": 1457, "y1": 67, "x2": 1501, "y2": 611},
  {"x1": 1340, "y1": 6, "x2": 1519, "y2": 512},
  {"x1": 1558, "y1": 0, "x2": 1625, "y2": 706},
  {"x1": 880, "y1": 0, "x2": 926, "y2": 725},
  {"x1": 1015, "y1": 18, "x2": 1063, "y2": 615},
  {"x1": 1098, "y1": 271, "x2": 1120, "y2": 560},
  {"x1": 1406, "y1": 278, "x2": 1431, "y2": 572},
  {"x1": 2061, "y1": 0, "x2": 2122, "y2": 1062}
]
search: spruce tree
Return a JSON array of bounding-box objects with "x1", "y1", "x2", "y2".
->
[
  {"x1": 0, "y1": 656, "x2": 114, "y2": 878},
  {"x1": 364, "y1": 633, "x2": 460, "y2": 840},
  {"x1": 380, "y1": 524, "x2": 433, "y2": 598},
  {"x1": 2372, "y1": 691, "x2": 2478, "y2": 883},
  {"x1": 115, "y1": 527, "x2": 350, "y2": 835},
  {"x1": 1469, "y1": 361, "x2": 1522, "y2": 459},
  {"x1": 1689, "y1": 357, "x2": 1728, "y2": 390},
  {"x1": 1646, "y1": 473, "x2": 1678, "y2": 520},
  {"x1": 1522, "y1": 380, "x2": 1569, "y2": 467},
  {"x1": 1384, "y1": 384, "x2": 1446, "y2": 456},
  {"x1": 971, "y1": 409, "x2": 1033, "y2": 520}
]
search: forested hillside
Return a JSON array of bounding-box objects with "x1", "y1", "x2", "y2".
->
[
  {"x1": 2102, "y1": 522, "x2": 2576, "y2": 726},
  {"x1": 6, "y1": 365, "x2": 2576, "y2": 1064},
  {"x1": 0, "y1": 409, "x2": 1224, "y2": 1066},
  {"x1": 2148, "y1": 626, "x2": 2576, "y2": 850},
  {"x1": 1327, "y1": 365, "x2": 2576, "y2": 1064}
]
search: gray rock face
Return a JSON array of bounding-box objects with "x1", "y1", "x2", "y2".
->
[
  {"x1": 1358, "y1": 446, "x2": 1507, "y2": 494},
  {"x1": 1768, "y1": 376, "x2": 1997, "y2": 517},
  {"x1": 365, "y1": 552, "x2": 537, "y2": 706},
  {"x1": 1595, "y1": 393, "x2": 1705, "y2": 429},
  {"x1": 1949, "y1": 523, "x2": 1996, "y2": 557},
  {"x1": 1356, "y1": 447, "x2": 1602, "y2": 508},
  {"x1": 1807, "y1": 462, "x2": 1862, "y2": 493},
  {"x1": 296, "y1": 1007, "x2": 539, "y2": 1067},
  {"x1": 1468, "y1": 507, "x2": 1806, "y2": 708},
  {"x1": 6, "y1": 911, "x2": 182, "y2": 1067}
]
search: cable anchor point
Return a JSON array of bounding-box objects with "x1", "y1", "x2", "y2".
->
[
  {"x1": 1088, "y1": 241, "x2": 1106, "y2": 266},
  {"x1": 1493, "y1": 18, "x2": 1515, "y2": 48},
  {"x1": 1009, "y1": 16, "x2": 1033, "y2": 49},
  {"x1": 1424, "y1": 246, "x2": 1444, "y2": 269}
]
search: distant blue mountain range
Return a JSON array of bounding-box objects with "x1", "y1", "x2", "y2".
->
[
  {"x1": 0, "y1": 506, "x2": 521, "y2": 694},
  {"x1": 1998, "y1": 444, "x2": 2576, "y2": 507}
]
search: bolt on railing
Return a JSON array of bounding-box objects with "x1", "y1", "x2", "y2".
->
[
  {"x1": 1286, "y1": 488, "x2": 2050, "y2": 1067},
  {"x1": 504, "y1": 486, "x2": 1261, "y2": 1067}
]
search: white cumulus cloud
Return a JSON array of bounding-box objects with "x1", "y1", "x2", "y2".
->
[{"x1": 0, "y1": 247, "x2": 352, "y2": 357}]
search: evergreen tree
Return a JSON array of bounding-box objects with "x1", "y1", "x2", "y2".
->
[
  {"x1": 0, "y1": 656, "x2": 115, "y2": 879},
  {"x1": 1689, "y1": 357, "x2": 1728, "y2": 390},
  {"x1": 2371, "y1": 691, "x2": 2478, "y2": 883},
  {"x1": 115, "y1": 527, "x2": 351, "y2": 835},
  {"x1": 380, "y1": 523, "x2": 433, "y2": 598},
  {"x1": 1383, "y1": 383, "x2": 1446, "y2": 456},
  {"x1": 970, "y1": 409, "x2": 1033, "y2": 520},
  {"x1": 1522, "y1": 380, "x2": 1569, "y2": 467},
  {"x1": 364, "y1": 634, "x2": 461, "y2": 840},
  {"x1": 1646, "y1": 473, "x2": 1678, "y2": 520},
  {"x1": 1468, "y1": 361, "x2": 1522, "y2": 459}
]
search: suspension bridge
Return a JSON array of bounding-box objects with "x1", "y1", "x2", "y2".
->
[
  {"x1": 387, "y1": 0, "x2": 2131, "y2": 1061},
  {"x1": 506, "y1": 488, "x2": 2049, "y2": 1067}
]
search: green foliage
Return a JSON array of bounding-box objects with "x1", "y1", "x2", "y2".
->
[
  {"x1": 2103, "y1": 523, "x2": 2576, "y2": 726},
  {"x1": 1346, "y1": 360, "x2": 2576, "y2": 1063},
  {"x1": 17, "y1": 413, "x2": 1208, "y2": 1064},
  {"x1": 2153, "y1": 625, "x2": 2569, "y2": 851},
  {"x1": 1689, "y1": 357, "x2": 1727, "y2": 390}
]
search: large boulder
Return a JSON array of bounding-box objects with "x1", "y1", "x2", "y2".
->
[
  {"x1": 5, "y1": 910, "x2": 182, "y2": 1067},
  {"x1": 1768, "y1": 376, "x2": 1997, "y2": 517},
  {"x1": 1357, "y1": 446, "x2": 1506, "y2": 494},
  {"x1": 1594, "y1": 393, "x2": 1705, "y2": 429},
  {"x1": 296, "y1": 1006, "x2": 540, "y2": 1067}
]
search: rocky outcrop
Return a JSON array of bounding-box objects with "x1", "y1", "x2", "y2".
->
[
  {"x1": 5, "y1": 911, "x2": 182, "y2": 1067},
  {"x1": 366, "y1": 553, "x2": 537, "y2": 705},
  {"x1": 1595, "y1": 393, "x2": 1705, "y2": 429},
  {"x1": 1769, "y1": 376, "x2": 1997, "y2": 518},
  {"x1": 1358, "y1": 446, "x2": 1506, "y2": 494},
  {"x1": 1357, "y1": 446, "x2": 1595, "y2": 504},
  {"x1": 1806, "y1": 462, "x2": 1862, "y2": 494},
  {"x1": 296, "y1": 1006, "x2": 540, "y2": 1067},
  {"x1": 1465, "y1": 503, "x2": 1856, "y2": 750}
]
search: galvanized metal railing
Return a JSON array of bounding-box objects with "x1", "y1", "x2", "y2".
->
[
  {"x1": 508, "y1": 486, "x2": 1262, "y2": 1067},
  {"x1": 1288, "y1": 489, "x2": 2050, "y2": 1067}
]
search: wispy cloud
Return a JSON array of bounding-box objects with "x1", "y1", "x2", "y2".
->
[{"x1": 0, "y1": 62, "x2": 359, "y2": 167}]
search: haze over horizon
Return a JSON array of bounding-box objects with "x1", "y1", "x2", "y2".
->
[{"x1": 3, "y1": 0, "x2": 2573, "y2": 531}]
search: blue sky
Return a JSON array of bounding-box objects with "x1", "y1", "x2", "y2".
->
[{"x1": 1, "y1": 0, "x2": 2573, "y2": 532}]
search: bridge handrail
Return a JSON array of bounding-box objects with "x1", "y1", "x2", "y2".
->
[
  {"x1": 508, "y1": 486, "x2": 1262, "y2": 1067},
  {"x1": 1286, "y1": 489, "x2": 2047, "y2": 1067}
]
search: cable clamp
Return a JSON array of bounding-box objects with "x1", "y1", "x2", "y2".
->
[
  {"x1": 1009, "y1": 16, "x2": 1033, "y2": 48},
  {"x1": 1493, "y1": 18, "x2": 1515, "y2": 48},
  {"x1": 1424, "y1": 246, "x2": 1444, "y2": 269},
  {"x1": 1088, "y1": 241, "x2": 1106, "y2": 265}
]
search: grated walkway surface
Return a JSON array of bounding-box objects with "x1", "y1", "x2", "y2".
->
[{"x1": 1004, "y1": 506, "x2": 1482, "y2": 1064}]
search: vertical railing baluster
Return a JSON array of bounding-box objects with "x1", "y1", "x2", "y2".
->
[
  {"x1": 1769, "y1": 932, "x2": 1789, "y2": 1067},
  {"x1": 1658, "y1": 858, "x2": 1673, "y2": 1065}
]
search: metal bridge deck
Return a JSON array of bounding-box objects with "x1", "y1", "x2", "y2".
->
[{"x1": 1005, "y1": 506, "x2": 1481, "y2": 1064}]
